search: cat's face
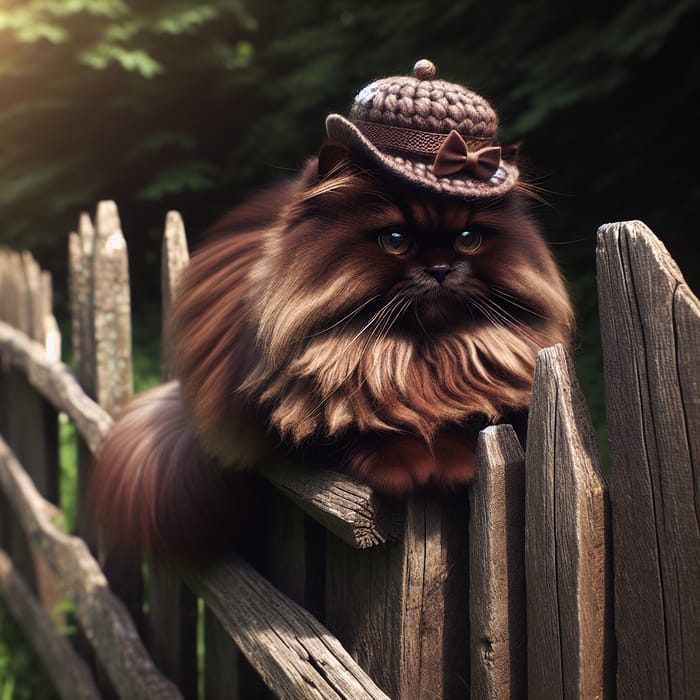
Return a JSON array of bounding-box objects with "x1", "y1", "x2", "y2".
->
[{"x1": 252, "y1": 167, "x2": 573, "y2": 363}]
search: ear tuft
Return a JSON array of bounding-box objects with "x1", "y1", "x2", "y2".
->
[{"x1": 318, "y1": 140, "x2": 354, "y2": 178}]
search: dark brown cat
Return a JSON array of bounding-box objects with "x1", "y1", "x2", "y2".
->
[{"x1": 90, "y1": 61, "x2": 574, "y2": 562}]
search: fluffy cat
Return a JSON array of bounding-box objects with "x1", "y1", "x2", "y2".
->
[{"x1": 90, "y1": 62, "x2": 574, "y2": 562}]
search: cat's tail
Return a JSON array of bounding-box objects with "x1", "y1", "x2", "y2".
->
[{"x1": 89, "y1": 380, "x2": 261, "y2": 564}]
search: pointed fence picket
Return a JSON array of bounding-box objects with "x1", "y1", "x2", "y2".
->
[{"x1": 0, "y1": 211, "x2": 697, "y2": 699}]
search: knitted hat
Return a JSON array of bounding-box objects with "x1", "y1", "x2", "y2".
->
[{"x1": 326, "y1": 59, "x2": 518, "y2": 199}]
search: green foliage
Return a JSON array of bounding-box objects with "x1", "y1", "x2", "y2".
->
[
  {"x1": 0, "y1": 604, "x2": 58, "y2": 700},
  {"x1": 58, "y1": 412, "x2": 78, "y2": 532}
]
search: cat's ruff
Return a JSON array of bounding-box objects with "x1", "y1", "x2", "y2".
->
[{"x1": 326, "y1": 59, "x2": 519, "y2": 199}]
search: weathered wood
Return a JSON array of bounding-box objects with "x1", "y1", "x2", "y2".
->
[
  {"x1": 147, "y1": 212, "x2": 196, "y2": 698},
  {"x1": 597, "y1": 220, "x2": 700, "y2": 698},
  {"x1": 0, "y1": 251, "x2": 62, "y2": 619},
  {"x1": 325, "y1": 490, "x2": 469, "y2": 699},
  {"x1": 204, "y1": 606, "x2": 273, "y2": 700},
  {"x1": 204, "y1": 606, "x2": 241, "y2": 700},
  {"x1": 525, "y1": 344, "x2": 613, "y2": 699},
  {"x1": 186, "y1": 557, "x2": 391, "y2": 700},
  {"x1": 160, "y1": 210, "x2": 189, "y2": 379},
  {"x1": 68, "y1": 215, "x2": 100, "y2": 551},
  {"x1": 0, "y1": 548, "x2": 102, "y2": 700},
  {"x1": 147, "y1": 563, "x2": 197, "y2": 698},
  {"x1": 263, "y1": 462, "x2": 400, "y2": 548},
  {"x1": 92, "y1": 201, "x2": 133, "y2": 417},
  {"x1": 0, "y1": 318, "x2": 401, "y2": 560},
  {"x1": 88, "y1": 201, "x2": 144, "y2": 638},
  {"x1": 0, "y1": 320, "x2": 112, "y2": 454},
  {"x1": 0, "y1": 434, "x2": 182, "y2": 700},
  {"x1": 469, "y1": 424, "x2": 526, "y2": 700},
  {"x1": 68, "y1": 215, "x2": 97, "y2": 395}
]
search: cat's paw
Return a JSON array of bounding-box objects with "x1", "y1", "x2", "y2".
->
[
  {"x1": 348, "y1": 435, "x2": 435, "y2": 496},
  {"x1": 347, "y1": 432, "x2": 476, "y2": 495},
  {"x1": 431, "y1": 433, "x2": 476, "y2": 488}
]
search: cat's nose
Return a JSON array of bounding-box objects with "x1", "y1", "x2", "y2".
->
[{"x1": 424, "y1": 263, "x2": 451, "y2": 284}]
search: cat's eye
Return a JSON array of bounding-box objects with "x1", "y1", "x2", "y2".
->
[
  {"x1": 378, "y1": 230, "x2": 411, "y2": 255},
  {"x1": 454, "y1": 230, "x2": 482, "y2": 254}
]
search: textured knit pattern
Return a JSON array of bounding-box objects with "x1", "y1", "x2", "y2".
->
[
  {"x1": 325, "y1": 60, "x2": 519, "y2": 200},
  {"x1": 350, "y1": 77, "x2": 499, "y2": 141}
]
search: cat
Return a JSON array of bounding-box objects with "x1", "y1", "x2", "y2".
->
[{"x1": 90, "y1": 61, "x2": 575, "y2": 563}]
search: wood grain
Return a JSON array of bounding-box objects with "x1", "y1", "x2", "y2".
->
[
  {"x1": 0, "y1": 320, "x2": 112, "y2": 457},
  {"x1": 469, "y1": 424, "x2": 526, "y2": 699},
  {"x1": 0, "y1": 548, "x2": 102, "y2": 700},
  {"x1": 325, "y1": 490, "x2": 469, "y2": 699},
  {"x1": 92, "y1": 201, "x2": 133, "y2": 418},
  {"x1": 597, "y1": 220, "x2": 700, "y2": 698},
  {"x1": 525, "y1": 344, "x2": 613, "y2": 699},
  {"x1": 147, "y1": 211, "x2": 196, "y2": 697},
  {"x1": 186, "y1": 557, "x2": 391, "y2": 700},
  {"x1": 0, "y1": 434, "x2": 182, "y2": 700},
  {"x1": 263, "y1": 462, "x2": 400, "y2": 548}
]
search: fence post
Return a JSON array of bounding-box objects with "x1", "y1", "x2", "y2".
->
[
  {"x1": 68, "y1": 213, "x2": 97, "y2": 543},
  {"x1": 326, "y1": 489, "x2": 469, "y2": 699},
  {"x1": 524, "y1": 344, "x2": 614, "y2": 699},
  {"x1": 68, "y1": 202, "x2": 143, "y2": 643},
  {"x1": 146, "y1": 211, "x2": 198, "y2": 698},
  {"x1": 469, "y1": 424, "x2": 527, "y2": 699},
  {"x1": 597, "y1": 220, "x2": 700, "y2": 698},
  {"x1": 0, "y1": 250, "x2": 61, "y2": 612}
]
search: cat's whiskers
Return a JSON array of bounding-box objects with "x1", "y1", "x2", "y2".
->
[
  {"x1": 343, "y1": 293, "x2": 403, "y2": 351},
  {"x1": 304, "y1": 293, "x2": 383, "y2": 338},
  {"x1": 413, "y1": 303, "x2": 428, "y2": 334},
  {"x1": 471, "y1": 296, "x2": 549, "y2": 346},
  {"x1": 484, "y1": 291, "x2": 563, "y2": 342},
  {"x1": 334, "y1": 296, "x2": 412, "y2": 418},
  {"x1": 299, "y1": 294, "x2": 410, "y2": 427},
  {"x1": 490, "y1": 286, "x2": 558, "y2": 323}
]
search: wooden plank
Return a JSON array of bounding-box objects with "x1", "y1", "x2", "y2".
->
[
  {"x1": 92, "y1": 200, "x2": 133, "y2": 418},
  {"x1": 399, "y1": 491, "x2": 470, "y2": 699},
  {"x1": 325, "y1": 490, "x2": 469, "y2": 699},
  {"x1": 68, "y1": 214, "x2": 101, "y2": 551},
  {"x1": 186, "y1": 557, "x2": 391, "y2": 700},
  {"x1": 469, "y1": 424, "x2": 526, "y2": 700},
  {"x1": 160, "y1": 210, "x2": 189, "y2": 379},
  {"x1": 0, "y1": 548, "x2": 102, "y2": 700},
  {"x1": 147, "y1": 563, "x2": 197, "y2": 698},
  {"x1": 204, "y1": 606, "x2": 240, "y2": 700},
  {"x1": 1, "y1": 251, "x2": 59, "y2": 603},
  {"x1": 596, "y1": 220, "x2": 700, "y2": 698},
  {"x1": 263, "y1": 463, "x2": 400, "y2": 548},
  {"x1": 0, "y1": 320, "x2": 112, "y2": 454},
  {"x1": 525, "y1": 344, "x2": 613, "y2": 699},
  {"x1": 68, "y1": 214, "x2": 97, "y2": 395},
  {"x1": 147, "y1": 211, "x2": 196, "y2": 697},
  {"x1": 0, "y1": 433, "x2": 182, "y2": 700},
  {"x1": 203, "y1": 605, "x2": 273, "y2": 700},
  {"x1": 90, "y1": 201, "x2": 143, "y2": 639}
]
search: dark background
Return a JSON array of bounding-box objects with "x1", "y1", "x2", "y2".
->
[{"x1": 1, "y1": 0, "x2": 698, "y2": 442}]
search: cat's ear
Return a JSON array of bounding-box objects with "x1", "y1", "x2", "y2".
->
[{"x1": 317, "y1": 140, "x2": 355, "y2": 179}]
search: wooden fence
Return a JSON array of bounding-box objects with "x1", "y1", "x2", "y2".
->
[{"x1": 0, "y1": 208, "x2": 698, "y2": 699}]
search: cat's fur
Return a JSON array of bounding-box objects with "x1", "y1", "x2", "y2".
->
[{"x1": 90, "y1": 144, "x2": 574, "y2": 562}]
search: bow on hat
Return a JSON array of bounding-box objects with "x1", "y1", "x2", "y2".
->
[{"x1": 432, "y1": 130, "x2": 502, "y2": 180}]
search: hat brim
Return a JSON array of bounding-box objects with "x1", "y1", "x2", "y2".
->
[{"x1": 326, "y1": 114, "x2": 519, "y2": 200}]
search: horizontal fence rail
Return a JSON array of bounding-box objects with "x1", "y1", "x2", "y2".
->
[{"x1": 0, "y1": 210, "x2": 698, "y2": 699}]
